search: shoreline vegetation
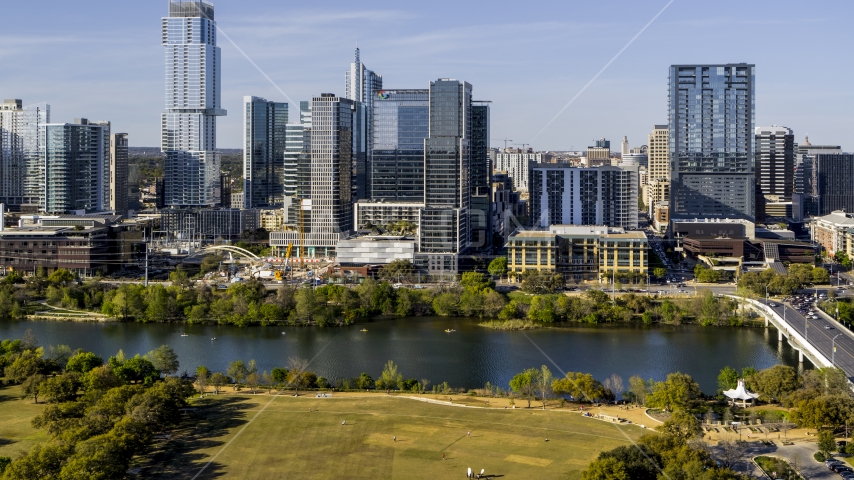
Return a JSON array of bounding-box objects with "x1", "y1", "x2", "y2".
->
[{"x1": 2, "y1": 264, "x2": 840, "y2": 330}]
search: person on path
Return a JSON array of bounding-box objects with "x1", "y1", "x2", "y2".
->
[
  {"x1": 393, "y1": 435, "x2": 396, "y2": 442},
  {"x1": 342, "y1": 420, "x2": 346, "y2": 425},
  {"x1": 467, "y1": 431, "x2": 471, "y2": 438},
  {"x1": 442, "y1": 453, "x2": 445, "y2": 460},
  {"x1": 467, "y1": 467, "x2": 472, "y2": 478}
]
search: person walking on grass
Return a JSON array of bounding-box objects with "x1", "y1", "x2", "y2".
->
[{"x1": 393, "y1": 435, "x2": 396, "y2": 442}]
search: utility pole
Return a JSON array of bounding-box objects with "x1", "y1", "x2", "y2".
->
[{"x1": 144, "y1": 226, "x2": 149, "y2": 287}]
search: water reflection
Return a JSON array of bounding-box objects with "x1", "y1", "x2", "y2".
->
[{"x1": 0, "y1": 318, "x2": 806, "y2": 394}]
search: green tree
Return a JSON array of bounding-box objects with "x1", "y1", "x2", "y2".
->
[
  {"x1": 145, "y1": 345, "x2": 179, "y2": 376},
  {"x1": 65, "y1": 351, "x2": 104, "y2": 374},
  {"x1": 227, "y1": 360, "x2": 248, "y2": 389},
  {"x1": 271, "y1": 367, "x2": 288, "y2": 386},
  {"x1": 750, "y1": 365, "x2": 799, "y2": 403},
  {"x1": 38, "y1": 372, "x2": 81, "y2": 403},
  {"x1": 582, "y1": 456, "x2": 629, "y2": 480},
  {"x1": 114, "y1": 356, "x2": 159, "y2": 384},
  {"x1": 488, "y1": 257, "x2": 508, "y2": 279},
  {"x1": 509, "y1": 368, "x2": 538, "y2": 407},
  {"x1": 378, "y1": 259, "x2": 415, "y2": 283},
  {"x1": 818, "y1": 430, "x2": 836, "y2": 456},
  {"x1": 552, "y1": 372, "x2": 607, "y2": 403},
  {"x1": 460, "y1": 272, "x2": 494, "y2": 293},
  {"x1": 647, "y1": 372, "x2": 702, "y2": 412},
  {"x1": 357, "y1": 372, "x2": 374, "y2": 390},
  {"x1": 47, "y1": 268, "x2": 74, "y2": 285},
  {"x1": 82, "y1": 365, "x2": 123, "y2": 395},
  {"x1": 627, "y1": 376, "x2": 651, "y2": 405},
  {"x1": 520, "y1": 270, "x2": 564, "y2": 294},
  {"x1": 21, "y1": 374, "x2": 46, "y2": 403},
  {"x1": 210, "y1": 372, "x2": 227, "y2": 394},
  {"x1": 4, "y1": 350, "x2": 43, "y2": 383},
  {"x1": 527, "y1": 295, "x2": 556, "y2": 323},
  {"x1": 717, "y1": 366, "x2": 739, "y2": 393},
  {"x1": 812, "y1": 267, "x2": 830, "y2": 284},
  {"x1": 379, "y1": 360, "x2": 403, "y2": 390},
  {"x1": 659, "y1": 410, "x2": 702, "y2": 440},
  {"x1": 653, "y1": 267, "x2": 667, "y2": 280},
  {"x1": 432, "y1": 293, "x2": 458, "y2": 316},
  {"x1": 0, "y1": 442, "x2": 74, "y2": 480},
  {"x1": 169, "y1": 267, "x2": 192, "y2": 289}
]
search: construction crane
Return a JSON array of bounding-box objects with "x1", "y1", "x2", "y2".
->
[
  {"x1": 502, "y1": 138, "x2": 514, "y2": 149},
  {"x1": 275, "y1": 242, "x2": 294, "y2": 281},
  {"x1": 514, "y1": 143, "x2": 530, "y2": 151}
]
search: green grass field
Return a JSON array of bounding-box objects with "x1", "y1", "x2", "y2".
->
[
  {"x1": 0, "y1": 384, "x2": 48, "y2": 460},
  {"x1": 136, "y1": 393, "x2": 644, "y2": 479}
]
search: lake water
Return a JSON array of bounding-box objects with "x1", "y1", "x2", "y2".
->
[{"x1": 0, "y1": 317, "x2": 807, "y2": 394}]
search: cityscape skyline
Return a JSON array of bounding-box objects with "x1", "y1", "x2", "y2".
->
[{"x1": 2, "y1": 0, "x2": 852, "y2": 151}]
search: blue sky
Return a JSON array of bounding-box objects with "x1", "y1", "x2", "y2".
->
[{"x1": 3, "y1": 0, "x2": 852, "y2": 150}]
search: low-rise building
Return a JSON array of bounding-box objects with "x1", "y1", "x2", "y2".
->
[
  {"x1": 0, "y1": 215, "x2": 130, "y2": 276},
  {"x1": 506, "y1": 225, "x2": 648, "y2": 282},
  {"x1": 813, "y1": 211, "x2": 854, "y2": 256}
]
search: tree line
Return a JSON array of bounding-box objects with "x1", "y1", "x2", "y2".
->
[{"x1": 0, "y1": 332, "x2": 191, "y2": 479}]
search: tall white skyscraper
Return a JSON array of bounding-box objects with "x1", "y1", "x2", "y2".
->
[
  {"x1": 621, "y1": 136, "x2": 630, "y2": 156},
  {"x1": 344, "y1": 48, "x2": 381, "y2": 200},
  {"x1": 0, "y1": 99, "x2": 49, "y2": 208},
  {"x1": 161, "y1": 0, "x2": 225, "y2": 207}
]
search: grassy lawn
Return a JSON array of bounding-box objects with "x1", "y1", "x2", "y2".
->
[
  {"x1": 136, "y1": 393, "x2": 643, "y2": 479},
  {"x1": 0, "y1": 384, "x2": 47, "y2": 460}
]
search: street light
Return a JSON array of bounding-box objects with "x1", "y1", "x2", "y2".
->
[
  {"x1": 833, "y1": 333, "x2": 842, "y2": 365},
  {"x1": 765, "y1": 285, "x2": 769, "y2": 304}
]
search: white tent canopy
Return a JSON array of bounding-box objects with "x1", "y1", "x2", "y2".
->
[{"x1": 723, "y1": 379, "x2": 760, "y2": 407}]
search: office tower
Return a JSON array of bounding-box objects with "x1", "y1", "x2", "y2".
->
[
  {"x1": 595, "y1": 138, "x2": 610, "y2": 149},
  {"x1": 307, "y1": 94, "x2": 360, "y2": 247},
  {"x1": 794, "y1": 137, "x2": 842, "y2": 219},
  {"x1": 621, "y1": 136, "x2": 629, "y2": 156},
  {"x1": 669, "y1": 64, "x2": 755, "y2": 220},
  {"x1": 529, "y1": 164, "x2": 639, "y2": 230},
  {"x1": 127, "y1": 164, "x2": 141, "y2": 212},
  {"x1": 0, "y1": 99, "x2": 49, "y2": 208},
  {"x1": 370, "y1": 89, "x2": 429, "y2": 202},
  {"x1": 42, "y1": 119, "x2": 110, "y2": 214},
  {"x1": 647, "y1": 125, "x2": 669, "y2": 214},
  {"x1": 420, "y1": 79, "x2": 472, "y2": 260},
  {"x1": 754, "y1": 126, "x2": 794, "y2": 201},
  {"x1": 109, "y1": 133, "x2": 129, "y2": 216},
  {"x1": 161, "y1": 0, "x2": 225, "y2": 207},
  {"x1": 345, "y1": 48, "x2": 382, "y2": 200},
  {"x1": 470, "y1": 102, "x2": 491, "y2": 250},
  {"x1": 242, "y1": 96, "x2": 288, "y2": 208},
  {"x1": 804, "y1": 153, "x2": 854, "y2": 216},
  {"x1": 586, "y1": 144, "x2": 610, "y2": 166},
  {"x1": 283, "y1": 120, "x2": 311, "y2": 228},
  {"x1": 219, "y1": 171, "x2": 231, "y2": 208}
]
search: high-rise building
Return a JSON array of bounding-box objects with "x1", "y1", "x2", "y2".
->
[
  {"x1": 493, "y1": 148, "x2": 546, "y2": 192},
  {"x1": 529, "y1": 164, "x2": 639, "y2": 230},
  {"x1": 669, "y1": 64, "x2": 755, "y2": 220},
  {"x1": 794, "y1": 137, "x2": 842, "y2": 219},
  {"x1": 127, "y1": 164, "x2": 141, "y2": 212},
  {"x1": 161, "y1": 0, "x2": 225, "y2": 207},
  {"x1": 754, "y1": 126, "x2": 794, "y2": 202},
  {"x1": 242, "y1": 96, "x2": 288, "y2": 208},
  {"x1": 420, "y1": 79, "x2": 472, "y2": 261},
  {"x1": 345, "y1": 48, "x2": 382, "y2": 200},
  {"x1": 621, "y1": 136, "x2": 629, "y2": 156},
  {"x1": 805, "y1": 153, "x2": 854, "y2": 216},
  {"x1": 109, "y1": 133, "x2": 129, "y2": 216},
  {"x1": 370, "y1": 89, "x2": 429, "y2": 202},
  {"x1": 283, "y1": 120, "x2": 311, "y2": 228},
  {"x1": 42, "y1": 119, "x2": 110, "y2": 214},
  {"x1": 0, "y1": 99, "x2": 49, "y2": 209},
  {"x1": 470, "y1": 102, "x2": 491, "y2": 250},
  {"x1": 647, "y1": 125, "x2": 669, "y2": 221}
]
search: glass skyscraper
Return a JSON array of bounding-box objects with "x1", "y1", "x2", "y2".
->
[
  {"x1": 345, "y1": 48, "x2": 382, "y2": 201},
  {"x1": 371, "y1": 89, "x2": 429, "y2": 202},
  {"x1": 0, "y1": 99, "x2": 49, "y2": 208},
  {"x1": 161, "y1": 0, "x2": 225, "y2": 207},
  {"x1": 420, "y1": 79, "x2": 472, "y2": 255},
  {"x1": 41, "y1": 119, "x2": 110, "y2": 214},
  {"x1": 242, "y1": 96, "x2": 287, "y2": 208},
  {"x1": 669, "y1": 64, "x2": 755, "y2": 220}
]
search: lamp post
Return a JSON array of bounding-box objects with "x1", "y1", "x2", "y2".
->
[
  {"x1": 765, "y1": 285, "x2": 769, "y2": 304},
  {"x1": 833, "y1": 333, "x2": 842, "y2": 366}
]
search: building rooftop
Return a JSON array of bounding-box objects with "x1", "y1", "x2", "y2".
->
[
  {"x1": 815, "y1": 211, "x2": 854, "y2": 227},
  {"x1": 601, "y1": 232, "x2": 647, "y2": 240}
]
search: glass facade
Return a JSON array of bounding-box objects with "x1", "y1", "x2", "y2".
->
[
  {"x1": 243, "y1": 96, "x2": 288, "y2": 208},
  {"x1": 371, "y1": 89, "x2": 429, "y2": 202},
  {"x1": 669, "y1": 64, "x2": 755, "y2": 220},
  {"x1": 42, "y1": 120, "x2": 110, "y2": 214},
  {"x1": 161, "y1": 0, "x2": 224, "y2": 207}
]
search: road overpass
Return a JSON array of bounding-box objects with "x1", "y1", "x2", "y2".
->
[{"x1": 740, "y1": 296, "x2": 854, "y2": 381}]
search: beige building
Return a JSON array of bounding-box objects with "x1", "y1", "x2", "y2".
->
[
  {"x1": 109, "y1": 133, "x2": 129, "y2": 216},
  {"x1": 647, "y1": 125, "x2": 669, "y2": 229},
  {"x1": 812, "y1": 211, "x2": 854, "y2": 256},
  {"x1": 506, "y1": 226, "x2": 648, "y2": 282},
  {"x1": 259, "y1": 208, "x2": 285, "y2": 231}
]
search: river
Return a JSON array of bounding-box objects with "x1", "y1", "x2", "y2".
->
[{"x1": 0, "y1": 318, "x2": 807, "y2": 394}]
